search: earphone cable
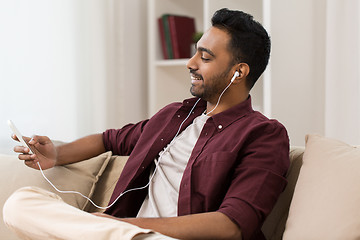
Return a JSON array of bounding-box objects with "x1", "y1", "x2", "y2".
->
[{"x1": 36, "y1": 98, "x2": 202, "y2": 210}]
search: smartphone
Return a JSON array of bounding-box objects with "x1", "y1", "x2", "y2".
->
[{"x1": 7, "y1": 120, "x2": 34, "y2": 154}]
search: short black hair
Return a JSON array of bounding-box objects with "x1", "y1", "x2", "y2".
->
[{"x1": 211, "y1": 8, "x2": 270, "y2": 89}]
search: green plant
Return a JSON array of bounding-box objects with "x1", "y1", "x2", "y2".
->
[{"x1": 192, "y1": 32, "x2": 203, "y2": 43}]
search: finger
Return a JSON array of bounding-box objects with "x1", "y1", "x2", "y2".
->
[
  {"x1": 21, "y1": 136, "x2": 34, "y2": 148},
  {"x1": 12, "y1": 135, "x2": 34, "y2": 153},
  {"x1": 12, "y1": 134, "x2": 32, "y2": 143},
  {"x1": 18, "y1": 136, "x2": 37, "y2": 154},
  {"x1": 24, "y1": 160, "x2": 40, "y2": 170},
  {"x1": 13, "y1": 145, "x2": 31, "y2": 154},
  {"x1": 30, "y1": 135, "x2": 51, "y2": 145},
  {"x1": 18, "y1": 153, "x2": 36, "y2": 161},
  {"x1": 11, "y1": 134, "x2": 19, "y2": 142},
  {"x1": 22, "y1": 135, "x2": 32, "y2": 142}
]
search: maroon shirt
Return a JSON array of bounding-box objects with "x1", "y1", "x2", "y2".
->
[{"x1": 103, "y1": 96, "x2": 289, "y2": 240}]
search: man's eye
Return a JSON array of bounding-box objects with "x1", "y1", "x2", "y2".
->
[{"x1": 201, "y1": 57, "x2": 210, "y2": 62}]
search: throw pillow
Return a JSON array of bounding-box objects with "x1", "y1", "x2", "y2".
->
[
  {"x1": 283, "y1": 134, "x2": 360, "y2": 240},
  {"x1": 84, "y1": 155, "x2": 129, "y2": 213},
  {"x1": 0, "y1": 151, "x2": 111, "y2": 210}
]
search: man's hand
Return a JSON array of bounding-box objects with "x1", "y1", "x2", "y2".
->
[{"x1": 12, "y1": 134, "x2": 57, "y2": 170}]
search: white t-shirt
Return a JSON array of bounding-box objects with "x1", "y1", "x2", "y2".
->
[{"x1": 137, "y1": 113, "x2": 209, "y2": 218}]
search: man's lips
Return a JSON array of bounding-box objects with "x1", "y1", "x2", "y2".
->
[{"x1": 190, "y1": 74, "x2": 203, "y2": 84}]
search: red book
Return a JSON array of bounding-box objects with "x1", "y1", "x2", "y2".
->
[
  {"x1": 158, "y1": 17, "x2": 168, "y2": 59},
  {"x1": 168, "y1": 15, "x2": 196, "y2": 59}
]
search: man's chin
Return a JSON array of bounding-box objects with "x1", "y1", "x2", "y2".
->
[{"x1": 190, "y1": 87, "x2": 203, "y2": 99}]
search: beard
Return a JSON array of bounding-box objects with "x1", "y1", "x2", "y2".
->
[{"x1": 190, "y1": 66, "x2": 233, "y2": 102}]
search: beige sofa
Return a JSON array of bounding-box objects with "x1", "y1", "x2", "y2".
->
[{"x1": 1, "y1": 134, "x2": 359, "y2": 240}]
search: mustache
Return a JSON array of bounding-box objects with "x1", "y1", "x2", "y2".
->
[{"x1": 189, "y1": 69, "x2": 203, "y2": 80}]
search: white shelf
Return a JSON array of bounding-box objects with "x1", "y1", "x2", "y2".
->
[{"x1": 155, "y1": 59, "x2": 189, "y2": 67}]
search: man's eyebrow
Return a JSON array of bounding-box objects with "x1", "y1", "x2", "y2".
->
[{"x1": 196, "y1": 44, "x2": 216, "y2": 58}]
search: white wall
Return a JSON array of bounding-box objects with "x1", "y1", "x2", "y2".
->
[
  {"x1": 0, "y1": 0, "x2": 78, "y2": 154},
  {"x1": 324, "y1": 0, "x2": 360, "y2": 145},
  {"x1": 270, "y1": 0, "x2": 327, "y2": 146},
  {"x1": 0, "y1": 0, "x2": 148, "y2": 154},
  {"x1": 72, "y1": 1, "x2": 108, "y2": 137},
  {"x1": 106, "y1": 0, "x2": 148, "y2": 129},
  {"x1": 270, "y1": 0, "x2": 360, "y2": 146}
]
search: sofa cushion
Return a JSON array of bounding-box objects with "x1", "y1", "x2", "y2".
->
[
  {"x1": 262, "y1": 146, "x2": 304, "y2": 240},
  {"x1": 283, "y1": 134, "x2": 360, "y2": 240},
  {"x1": 84, "y1": 155, "x2": 129, "y2": 213}
]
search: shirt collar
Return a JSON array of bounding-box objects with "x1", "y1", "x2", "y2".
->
[
  {"x1": 182, "y1": 95, "x2": 254, "y2": 131},
  {"x1": 182, "y1": 97, "x2": 206, "y2": 108},
  {"x1": 211, "y1": 95, "x2": 254, "y2": 132}
]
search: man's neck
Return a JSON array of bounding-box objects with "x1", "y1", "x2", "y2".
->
[{"x1": 205, "y1": 93, "x2": 249, "y2": 116}]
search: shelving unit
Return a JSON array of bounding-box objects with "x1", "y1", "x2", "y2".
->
[{"x1": 147, "y1": 0, "x2": 269, "y2": 117}]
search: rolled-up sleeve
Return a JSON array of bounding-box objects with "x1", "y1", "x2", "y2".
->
[
  {"x1": 218, "y1": 121, "x2": 289, "y2": 240},
  {"x1": 102, "y1": 120, "x2": 149, "y2": 156}
]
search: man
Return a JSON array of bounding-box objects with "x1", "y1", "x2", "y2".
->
[{"x1": 3, "y1": 8, "x2": 289, "y2": 240}]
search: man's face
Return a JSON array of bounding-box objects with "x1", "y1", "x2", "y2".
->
[{"x1": 187, "y1": 27, "x2": 234, "y2": 103}]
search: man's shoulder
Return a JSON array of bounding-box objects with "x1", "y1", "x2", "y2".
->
[
  {"x1": 250, "y1": 110, "x2": 286, "y2": 128},
  {"x1": 238, "y1": 111, "x2": 289, "y2": 140}
]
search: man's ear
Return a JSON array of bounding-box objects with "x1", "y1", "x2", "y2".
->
[
  {"x1": 237, "y1": 63, "x2": 250, "y2": 79},
  {"x1": 232, "y1": 63, "x2": 250, "y2": 83}
]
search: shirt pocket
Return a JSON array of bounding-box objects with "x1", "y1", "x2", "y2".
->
[{"x1": 191, "y1": 151, "x2": 238, "y2": 211}]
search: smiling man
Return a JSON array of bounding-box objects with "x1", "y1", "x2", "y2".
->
[
  {"x1": 188, "y1": 26, "x2": 250, "y2": 114},
  {"x1": 4, "y1": 8, "x2": 289, "y2": 240}
]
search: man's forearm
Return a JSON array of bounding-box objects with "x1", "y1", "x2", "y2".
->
[
  {"x1": 56, "y1": 133, "x2": 106, "y2": 165},
  {"x1": 120, "y1": 212, "x2": 242, "y2": 240}
]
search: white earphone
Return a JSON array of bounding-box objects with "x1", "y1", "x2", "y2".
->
[{"x1": 230, "y1": 71, "x2": 240, "y2": 83}]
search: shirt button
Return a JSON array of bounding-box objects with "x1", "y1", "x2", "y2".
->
[
  {"x1": 177, "y1": 115, "x2": 181, "y2": 118},
  {"x1": 205, "y1": 132, "x2": 208, "y2": 136},
  {"x1": 160, "y1": 138, "x2": 164, "y2": 141},
  {"x1": 218, "y1": 125, "x2": 223, "y2": 130}
]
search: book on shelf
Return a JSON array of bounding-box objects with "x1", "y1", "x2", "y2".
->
[
  {"x1": 158, "y1": 17, "x2": 169, "y2": 59},
  {"x1": 158, "y1": 14, "x2": 196, "y2": 60},
  {"x1": 162, "y1": 14, "x2": 174, "y2": 59}
]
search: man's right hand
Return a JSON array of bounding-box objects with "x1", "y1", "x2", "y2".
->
[{"x1": 12, "y1": 135, "x2": 57, "y2": 170}]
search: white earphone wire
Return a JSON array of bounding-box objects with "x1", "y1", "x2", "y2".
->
[
  {"x1": 35, "y1": 70, "x2": 237, "y2": 209},
  {"x1": 36, "y1": 98, "x2": 202, "y2": 210},
  {"x1": 205, "y1": 72, "x2": 236, "y2": 116}
]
